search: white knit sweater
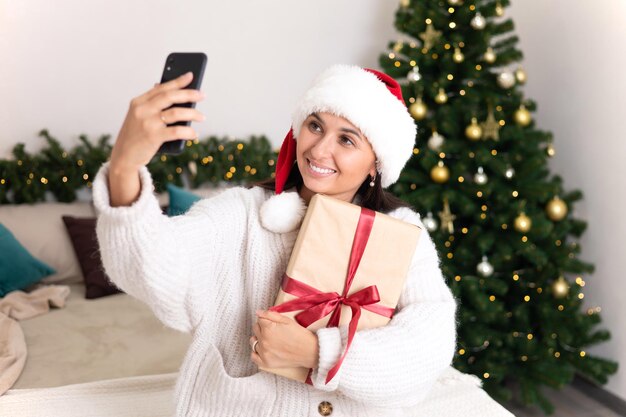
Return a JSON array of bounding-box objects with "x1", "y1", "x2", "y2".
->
[{"x1": 92, "y1": 162, "x2": 490, "y2": 417}]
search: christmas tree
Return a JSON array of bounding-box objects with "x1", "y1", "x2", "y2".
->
[{"x1": 380, "y1": 0, "x2": 618, "y2": 413}]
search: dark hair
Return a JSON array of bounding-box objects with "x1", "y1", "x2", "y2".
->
[{"x1": 250, "y1": 162, "x2": 411, "y2": 214}]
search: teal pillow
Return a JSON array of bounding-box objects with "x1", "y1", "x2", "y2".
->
[
  {"x1": 166, "y1": 184, "x2": 201, "y2": 216},
  {"x1": 0, "y1": 223, "x2": 56, "y2": 297}
]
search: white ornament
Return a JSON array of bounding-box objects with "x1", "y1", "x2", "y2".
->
[
  {"x1": 477, "y1": 255, "x2": 494, "y2": 277},
  {"x1": 407, "y1": 67, "x2": 422, "y2": 82},
  {"x1": 448, "y1": 0, "x2": 463, "y2": 5},
  {"x1": 471, "y1": 12, "x2": 487, "y2": 30},
  {"x1": 423, "y1": 212, "x2": 439, "y2": 233},
  {"x1": 474, "y1": 166, "x2": 488, "y2": 185},
  {"x1": 428, "y1": 131, "x2": 445, "y2": 151},
  {"x1": 497, "y1": 71, "x2": 516, "y2": 89},
  {"x1": 505, "y1": 166, "x2": 515, "y2": 179}
]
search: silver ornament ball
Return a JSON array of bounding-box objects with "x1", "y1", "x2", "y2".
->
[
  {"x1": 423, "y1": 212, "x2": 439, "y2": 233},
  {"x1": 407, "y1": 67, "x2": 422, "y2": 82},
  {"x1": 471, "y1": 12, "x2": 487, "y2": 30},
  {"x1": 428, "y1": 131, "x2": 446, "y2": 151},
  {"x1": 474, "y1": 166, "x2": 488, "y2": 185},
  {"x1": 505, "y1": 167, "x2": 515, "y2": 179},
  {"x1": 477, "y1": 256, "x2": 494, "y2": 277},
  {"x1": 497, "y1": 71, "x2": 516, "y2": 89}
]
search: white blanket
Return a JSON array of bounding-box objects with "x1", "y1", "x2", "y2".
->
[
  {"x1": 0, "y1": 373, "x2": 177, "y2": 417},
  {"x1": 0, "y1": 368, "x2": 514, "y2": 417}
]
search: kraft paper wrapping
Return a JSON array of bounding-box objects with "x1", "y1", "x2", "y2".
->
[{"x1": 260, "y1": 194, "x2": 422, "y2": 383}]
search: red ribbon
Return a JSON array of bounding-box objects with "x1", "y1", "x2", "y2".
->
[{"x1": 270, "y1": 207, "x2": 395, "y2": 384}]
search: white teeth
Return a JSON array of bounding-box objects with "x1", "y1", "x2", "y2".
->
[{"x1": 309, "y1": 161, "x2": 335, "y2": 174}]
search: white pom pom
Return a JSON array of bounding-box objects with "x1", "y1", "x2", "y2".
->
[{"x1": 260, "y1": 191, "x2": 307, "y2": 233}]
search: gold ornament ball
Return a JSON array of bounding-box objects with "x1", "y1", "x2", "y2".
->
[
  {"x1": 448, "y1": 0, "x2": 463, "y2": 5},
  {"x1": 514, "y1": 105, "x2": 532, "y2": 126},
  {"x1": 435, "y1": 88, "x2": 448, "y2": 104},
  {"x1": 552, "y1": 276, "x2": 570, "y2": 298},
  {"x1": 546, "y1": 197, "x2": 568, "y2": 221},
  {"x1": 453, "y1": 47, "x2": 465, "y2": 63},
  {"x1": 514, "y1": 212, "x2": 532, "y2": 233},
  {"x1": 465, "y1": 117, "x2": 483, "y2": 141},
  {"x1": 400, "y1": 0, "x2": 410, "y2": 7},
  {"x1": 546, "y1": 144, "x2": 556, "y2": 157},
  {"x1": 431, "y1": 161, "x2": 450, "y2": 183},
  {"x1": 484, "y1": 47, "x2": 497, "y2": 64},
  {"x1": 515, "y1": 67, "x2": 527, "y2": 84},
  {"x1": 409, "y1": 98, "x2": 428, "y2": 120},
  {"x1": 495, "y1": 2, "x2": 504, "y2": 16}
]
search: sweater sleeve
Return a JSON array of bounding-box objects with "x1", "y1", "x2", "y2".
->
[
  {"x1": 309, "y1": 208, "x2": 457, "y2": 408},
  {"x1": 92, "y1": 162, "x2": 245, "y2": 333}
]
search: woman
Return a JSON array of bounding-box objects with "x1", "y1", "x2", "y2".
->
[{"x1": 93, "y1": 65, "x2": 460, "y2": 417}]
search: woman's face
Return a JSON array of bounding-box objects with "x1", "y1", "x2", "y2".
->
[{"x1": 296, "y1": 112, "x2": 377, "y2": 204}]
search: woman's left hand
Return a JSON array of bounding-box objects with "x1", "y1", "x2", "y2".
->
[{"x1": 250, "y1": 310, "x2": 319, "y2": 369}]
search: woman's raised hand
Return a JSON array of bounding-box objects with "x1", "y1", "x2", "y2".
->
[
  {"x1": 107, "y1": 72, "x2": 205, "y2": 207},
  {"x1": 109, "y1": 71, "x2": 205, "y2": 173}
]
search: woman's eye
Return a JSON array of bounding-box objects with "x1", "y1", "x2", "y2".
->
[
  {"x1": 340, "y1": 136, "x2": 355, "y2": 146},
  {"x1": 309, "y1": 121, "x2": 321, "y2": 132}
]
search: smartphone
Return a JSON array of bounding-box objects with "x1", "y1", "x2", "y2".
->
[{"x1": 157, "y1": 52, "x2": 207, "y2": 155}]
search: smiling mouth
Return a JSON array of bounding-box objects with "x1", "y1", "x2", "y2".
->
[{"x1": 307, "y1": 159, "x2": 336, "y2": 175}]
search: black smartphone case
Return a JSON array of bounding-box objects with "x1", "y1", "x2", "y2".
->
[{"x1": 157, "y1": 52, "x2": 207, "y2": 155}]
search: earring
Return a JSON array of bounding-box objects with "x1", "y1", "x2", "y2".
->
[{"x1": 369, "y1": 174, "x2": 376, "y2": 187}]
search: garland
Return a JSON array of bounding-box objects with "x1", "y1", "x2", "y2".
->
[{"x1": 0, "y1": 130, "x2": 277, "y2": 204}]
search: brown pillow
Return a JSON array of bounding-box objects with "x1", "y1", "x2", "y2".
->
[{"x1": 62, "y1": 216, "x2": 122, "y2": 299}]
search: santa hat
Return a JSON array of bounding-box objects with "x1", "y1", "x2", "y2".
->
[{"x1": 260, "y1": 64, "x2": 417, "y2": 233}]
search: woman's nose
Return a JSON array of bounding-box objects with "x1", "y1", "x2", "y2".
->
[{"x1": 310, "y1": 134, "x2": 335, "y2": 158}]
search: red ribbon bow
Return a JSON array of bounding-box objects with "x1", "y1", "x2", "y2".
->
[{"x1": 270, "y1": 207, "x2": 395, "y2": 384}]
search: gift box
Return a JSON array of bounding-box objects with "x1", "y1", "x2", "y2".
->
[{"x1": 260, "y1": 193, "x2": 422, "y2": 384}]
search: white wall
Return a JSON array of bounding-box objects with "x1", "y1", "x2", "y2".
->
[
  {"x1": 509, "y1": 0, "x2": 626, "y2": 400},
  {"x1": 1, "y1": 0, "x2": 624, "y2": 400},
  {"x1": 0, "y1": 0, "x2": 399, "y2": 155}
]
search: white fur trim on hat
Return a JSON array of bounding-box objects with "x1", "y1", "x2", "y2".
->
[
  {"x1": 291, "y1": 64, "x2": 417, "y2": 188},
  {"x1": 260, "y1": 190, "x2": 307, "y2": 233}
]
